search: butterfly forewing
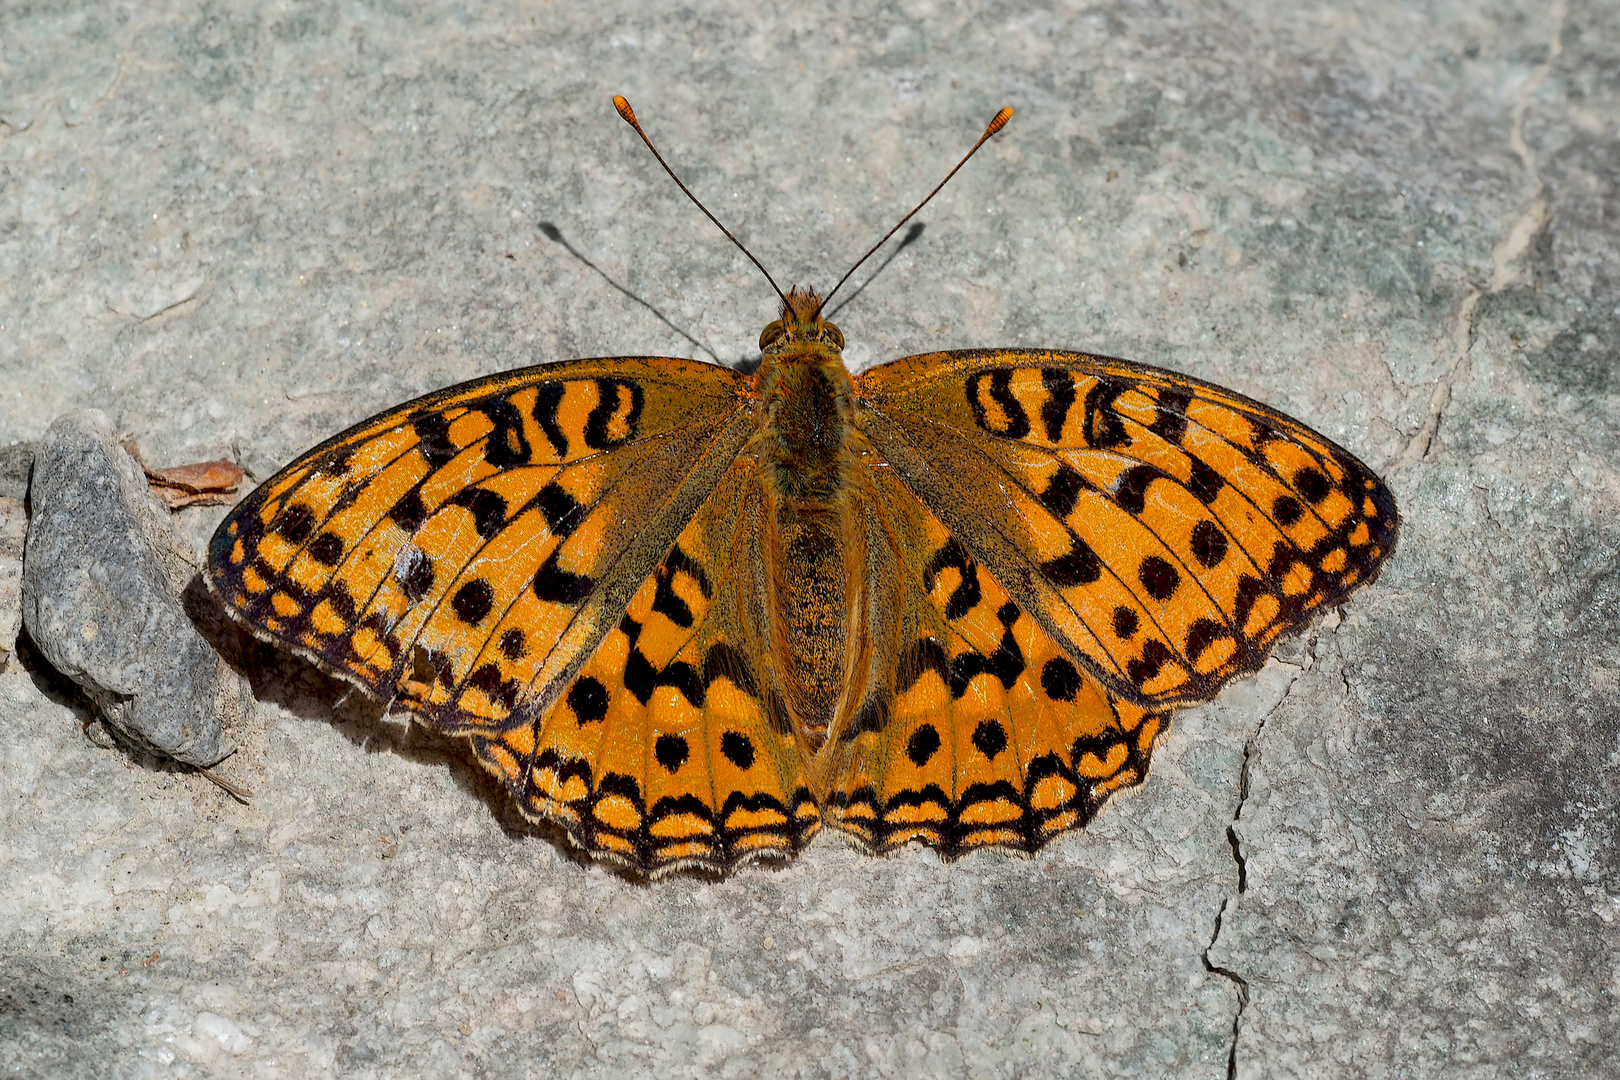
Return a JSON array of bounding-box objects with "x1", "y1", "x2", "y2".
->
[
  {"x1": 855, "y1": 349, "x2": 1399, "y2": 709},
  {"x1": 209, "y1": 356, "x2": 753, "y2": 738}
]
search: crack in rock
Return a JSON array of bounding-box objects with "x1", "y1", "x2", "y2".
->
[
  {"x1": 1397, "y1": 0, "x2": 1567, "y2": 468},
  {"x1": 1203, "y1": 652, "x2": 1307, "y2": 1080}
]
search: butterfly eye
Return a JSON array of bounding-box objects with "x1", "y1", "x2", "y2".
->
[
  {"x1": 759, "y1": 321, "x2": 786, "y2": 351},
  {"x1": 822, "y1": 322, "x2": 844, "y2": 350}
]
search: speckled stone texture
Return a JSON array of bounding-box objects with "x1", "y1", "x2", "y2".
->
[
  {"x1": 21, "y1": 410, "x2": 250, "y2": 766},
  {"x1": 0, "y1": 1, "x2": 1615, "y2": 1077}
]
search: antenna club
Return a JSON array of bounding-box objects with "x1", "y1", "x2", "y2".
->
[
  {"x1": 817, "y1": 103, "x2": 1017, "y2": 316},
  {"x1": 611, "y1": 96, "x2": 788, "y2": 305}
]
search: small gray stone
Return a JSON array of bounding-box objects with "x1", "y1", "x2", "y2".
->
[{"x1": 20, "y1": 410, "x2": 251, "y2": 766}]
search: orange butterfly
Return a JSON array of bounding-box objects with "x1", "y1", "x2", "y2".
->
[{"x1": 208, "y1": 99, "x2": 1397, "y2": 875}]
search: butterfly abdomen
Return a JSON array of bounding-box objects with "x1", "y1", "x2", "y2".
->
[{"x1": 754, "y1": 341, "x2": 864, "y2": 749}]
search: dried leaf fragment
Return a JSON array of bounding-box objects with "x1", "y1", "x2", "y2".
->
[{"x1": 145, "y1": 459, "x2": 245, "y2": 509}]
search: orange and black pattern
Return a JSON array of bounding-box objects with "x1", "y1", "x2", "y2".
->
[
  {"x1": 211, "y1": 336, "x2": 1396, "y2": 875},
  {"x1": 857, "y1": 350, "x2": 1398, "y2": 708},
  {"x1": 209, "y1": 356, "x2": 752, "y2": 733},
  {"x1": 818, "y1": 467, "x2": 1165, "y2": 855},
  {"x1": 465, "y1": 459, "x2": 822, "y2": 869}
]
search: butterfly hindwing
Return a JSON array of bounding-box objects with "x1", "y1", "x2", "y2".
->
[
  {"x1": 855, "y1": 349, "x2": 1399, "y2": 708},
  {"x1": 208, "y1": 357, "x2": 754, "y2": 739},
  {"x1": 818, "y1": 464, "x2": 1165, "y2": 856},
  {"x1": 467, "y1": 456, "x2": 821, "y2": 874}
]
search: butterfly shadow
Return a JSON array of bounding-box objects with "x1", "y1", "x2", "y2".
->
[{"x1": 823, "y1": 221, "x2": 926, "y2": 321}]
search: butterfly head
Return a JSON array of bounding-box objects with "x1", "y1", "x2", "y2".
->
[{"x1": 759, "y1": 286, "x2": 845, "y2": 356}]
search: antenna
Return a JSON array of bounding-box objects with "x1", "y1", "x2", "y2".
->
[
  {"x1": 613, "y1": 96, "x2": 787, "y2": 307},
  {"x1": 816, "y1": 106, "x2": 1013, "y2": 318}
]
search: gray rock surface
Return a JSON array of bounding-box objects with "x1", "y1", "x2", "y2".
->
[
  {"x1": 20, "y1": 410, "x2": 249, "y2": 767},
  {"x1": 0, "y1": 1, "x2": 1615, "y2": 1077}
]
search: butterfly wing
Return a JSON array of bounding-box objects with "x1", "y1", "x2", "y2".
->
[
  {"x1": 209, "y1": 356, "x2": 754, "y2": 738},
  {"x1": 209, "y1": 357, "x2": 817, "y2": 874},
  {"x1": 467, "y1": 454, "x2": 820, "y2": 873},
  {"x1": 854, "y1": 349, "x2": 1398, "y2": 709},
  {"x1": 816, "y1": 462, "x2": 1165, "y2": 856}
]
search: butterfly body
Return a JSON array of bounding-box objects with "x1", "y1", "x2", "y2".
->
[
  {"x1": 752, "y1": 290, "x2": 862, "y2": 748},
  {"x1": 209, "y1": 285, "x2": 1397, "y2": 875}
]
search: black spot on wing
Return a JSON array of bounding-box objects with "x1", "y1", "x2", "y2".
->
[
  {"x1": 1138, "y1": 556, "x2": 1180, "y2": 600},
  {"x1": 397, "y1": 547, "x2": 436, "y2": 603},
  {"x1": 1083, "y1": 380, "x2": 1130, "y2": 449},
  {"x1": 1113, "y1": 464, "x2": 1168, "y2": 515},
  {"x1": 533, "y1": 482, "x2": 585, "y2": 540},
  {"x1": 1039, "y1": 535, "x2": 1102, "y2": 586},
  {"x1": 276, "y1": 503, "x2": 315, "y2": 544},
  {"x1": 1040, "y1": 368, "x2": 1077, "y2": 442},
  {"x1": 1039, "y1": 465, "x2": 1088, "y2": 518},
  {"x1": 467, "y1": 662, "x2": 520, "y2": 710},
  {"x1": 1185, "y1": 618, "x2": 1230, "y2": 663},
  {"x1": 532, "y1": 382, "x2": 569, "y2": 459},
  {"x1": 451, "y1": 578, "x2": 494, "y2": 625},
  {"x1": 1126, "y1": 639, "x2": 1174, "y2": 687},
  {"x1": 326, "y1": 581, "x2": 357, "y2": 622},
  {"x1": 308, "y1": 531, "x2": 344, "y2": 566},
  {"x1": 946, "y1": 603, "x2": 1025, "y2": 697},
  {"x1": 584, "y1": 378, "x2": 645, "y2": 449},
  {"x1": 1147, "y1": 386, "x2": 1192, "y2": 445},
  {"x1": 413, "y1": 412, "x2": 458, "y2": 469},
  {"x1": 907, "y1": 724, "x2": 941, "y2": 767},
  {"x1": 720, "y1": 731, "x2": 755, "y2": 770},
  {"x1": 533, "y1": 551, "x2": 595, "y2": 604},
  {"x1": 1273, "y1": 495, "x2": 1304, "y2": 527},
  {"x1": 1190, "y1": 520, "x2": 1228, "y2": 568},
  {"x1": 1295, "y1": 466, "x2": 1331, "y2": 504},
  {"x1": 620, "y1": 617, "x2": 705, "y2": 708},
  {"x1": 654, "y1": 733, "x2": 689, "y2": 774},
  {"x1": 924, "y1": 538, "x2": 981, "y2": 621},
  {"x1": 650, "y1": 564, "x2": 695, "y2": 629},
  {"x1": 1071, "y1": 733, "x2": 1119, "y2": 770},
  {"x1": 1267, "y1": 541, "x2": 1301, "y2": 580},
  {"x1": 324, "y1": 448, "x2": 354, "y2": 476},
  {"x1": 499, "y1": 628, "x2": 527, "y2": 659},
  {"x1": 1040, "y1": 657, "x2": 1082, "y2": 702},
  {"x1": 390, "y1": 487, "x2": 429, "y2": 533},
  {"x1": 1233, "y1": 575, "x2": 1270, "y2": 628},
  {"x1": 1187, "y1": 456, "x2": 1225, "y2": 504},
  {"x1": 449, "y1": 487, "x2": 509, "y2": 541},
  {"x1": 972, "y1": 719, "x2": 1008, "y2": 760},
  {"x1": 663, "y1": 545, "x2": 713, "y2": 598},
  {"x1": 479, "y1": 396, "x2": 532, "y2": 468},
  {"x1": 567, "y1": 676, "x2": 609, "y2": 724},
  {"x1": 965, "y1": 369, "x2": 1032, "y2": 439}
]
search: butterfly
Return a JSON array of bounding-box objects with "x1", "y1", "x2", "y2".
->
[{"x1": 207, "y1": 99, "x2": 1398, "y2": 875}]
